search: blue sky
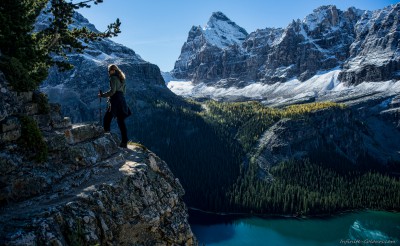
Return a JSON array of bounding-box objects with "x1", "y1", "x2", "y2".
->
[{"x1": 78, "y1": 0, "x2": 398, "y2": 72}]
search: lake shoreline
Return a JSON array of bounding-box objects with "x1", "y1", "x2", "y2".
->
[
  {"x1": 189, "y1": 209, "x2": 400, "y2": 246},
  {"x1": 188, "y1": 206, "x2": 400, "y2": 220}
]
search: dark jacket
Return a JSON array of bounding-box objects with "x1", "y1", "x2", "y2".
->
[{"x1": 102, "y1": 74, "x2": 131, "y2": 119}]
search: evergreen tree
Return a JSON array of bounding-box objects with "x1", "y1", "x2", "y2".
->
[{"x1": 0, "y1": 0, "x2": 121, "y2": 91}]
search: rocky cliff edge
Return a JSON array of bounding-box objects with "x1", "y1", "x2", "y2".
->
[{"x1": 0, "y1": 71, "x2": 196, "y2": 245}]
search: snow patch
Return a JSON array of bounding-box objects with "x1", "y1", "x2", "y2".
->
[
  {"x1": 202, "y1": 13, "x2": 247, "y2": 49},
  {"x1": 167, "y1": 69, "x2": 400, "y2": 105},
  {"x1": 167, "y1": 81, "x2": 195, "y2": 96}
]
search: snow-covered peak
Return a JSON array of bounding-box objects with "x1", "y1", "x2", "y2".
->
[
  {"x1": 369, "y1": 2, "x2": 400, "y2": 28},
  {"x1": 208, "y1": 11, "x2": 231, "y2": 23},
  {"x1": 34, "y1": 3, "x2": 98, "y2": 33},
  {"x1": 202, "y1": 11, "x2": 248, "y2": 49},
  {"x1": 70, "y1": 12, "x2": 99, "y2": 32},
  {"x1": 353, "y1": 3, "x2": 399, "y2": 37},
  {"x1": 346, "y1": 6, "x2": 367, "y2": 19},
  {"x1": 303, "y1": 5, "x2": 341, "y2": 31}
]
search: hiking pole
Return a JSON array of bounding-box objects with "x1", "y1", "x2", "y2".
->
[{"x1": 99, "y1": 89, "x2": 102, "y2": 125}]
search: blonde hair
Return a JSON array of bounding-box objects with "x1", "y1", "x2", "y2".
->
[{"x1": 108, "y1": 64, "x2": 126, "y2": 81}]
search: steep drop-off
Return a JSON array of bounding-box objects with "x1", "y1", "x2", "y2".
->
[{"x1": 0, "y1": 72, "x2": 196, "y2": 245}]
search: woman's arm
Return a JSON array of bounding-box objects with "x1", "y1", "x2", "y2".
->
[{"x1": 101, "y1": 76, "x2": 119, "y2": 97}]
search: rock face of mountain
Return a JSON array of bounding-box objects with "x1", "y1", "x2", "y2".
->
[
  {"x1": 0, "y1": 72, "x2": 195, "y2": 245},
  {"x1": 339, "y1": 4, "x2": 400, "y2": 84},
  {"x1": 40, "y1": 11, "x2": 179, "y2": 124},
  {"x1": 171, "y1": 4, "x2": 400, "y2": 87},
  {"x1": 253, "y1": 106, "x2": 400, "y2": 176},
  {"x1": 172, "y1": 11, "x2": 248, "y2": 83}
]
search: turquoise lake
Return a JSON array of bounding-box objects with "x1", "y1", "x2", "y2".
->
[{"x1": 189, "y1": 210, "x2": 400, "y2": 246}]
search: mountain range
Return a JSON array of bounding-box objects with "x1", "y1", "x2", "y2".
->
[
  {"x1": 39, "y1": 4, "x2": 400, "y2": 121},
  {"x1": 169, "y1": 4, "x2": 400, "y2": 104}
]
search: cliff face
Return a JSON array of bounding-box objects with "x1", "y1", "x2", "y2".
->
[
  {"x1": 171, "y1": 4, "x2": 400, "y2": 87},
  {"x1": 172, "y1": 11, "x2": 248, "y2": 83},
  {"x1": 338, "y1": 4, "x2": 400, "y2": 84},
  {"x1": 0, "y1": 72, "x2": 196, "y2": 245},
  {"x1": 253, "y1": 106, "x2": 400, "y2": 177}
]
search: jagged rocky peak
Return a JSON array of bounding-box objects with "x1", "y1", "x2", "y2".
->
[
  {"x1": 172, "y1": 11, "x2": 248, "y2": 80},
  {"x1": 339, "y1": 3, "x2": 400, "y2": 84},
  {"x1": 243, "y1": 27, "x2": 283, "y2": 50},
  {"x1": 285, "y1": 19, "x2": 302, "y2": 34},
  {"x1": 182, "y1": 11, "x2": 248, "y2": 50},
  {"x1": 302, "y1": 5, "x2": 364, "y2": 36},
  {"x1": 352, "y1": 2, "x2": 400, "y2": 53},
  {"x1": 209, "y1": 11, "x2": 231, "y2": 22},
  {"x1": 202, "y1": 11, "x2": 248, "y2": 48},
  {"x1": 70, "y1": 11, "x2": 99, "y2": 31},
  {"x1": 36, "y1": 6, "x2": 143, "y2": 64},
  {"x1": 34, "y1": 3, "x2": 99, "y2": 33},
  {"x1": 303, "y1": 5, "x2": 341, "y2": 31}
]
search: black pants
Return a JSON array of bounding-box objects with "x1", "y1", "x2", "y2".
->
[{"x1": 103, "y1": 110, "x2": 128, "y2": 144}]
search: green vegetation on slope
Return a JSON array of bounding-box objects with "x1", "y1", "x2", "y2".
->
[
  {"x1": 228, "y1": 159, "x2": 400, "y2": 215},
  {"x1": 133, "y1": 99, "x2": 400, "y2": 214},
  {"x1": 18, "y1": 116, "x2": 48, "y2": 162},
  {"x1": 202, "y1": 101, "x2": 345, "y2": 152}
]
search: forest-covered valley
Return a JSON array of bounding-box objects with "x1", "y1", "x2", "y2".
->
[{"x1": 129, "y1": 99, "x2": 400, "y2": 215}]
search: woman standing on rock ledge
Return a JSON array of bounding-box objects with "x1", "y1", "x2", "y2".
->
[{"x1": 98, "y1": 64, "x2": 131, "y2": 148}]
